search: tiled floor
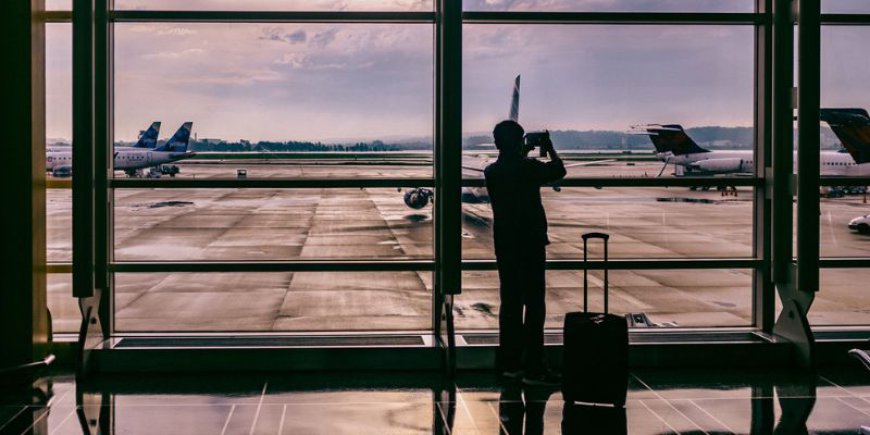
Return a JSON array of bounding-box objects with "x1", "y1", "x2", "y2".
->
[{"x1": 2, "y1": 367, "x2": 870, "y2": 434}]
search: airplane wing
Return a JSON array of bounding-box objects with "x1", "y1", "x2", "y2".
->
[{"x1": 564, "y1": 159, "x2": 616, "y2": 168}]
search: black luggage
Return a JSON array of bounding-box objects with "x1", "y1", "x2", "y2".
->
[{"x1": 561, "y1": 232, "x2": 629, "y2": 407}]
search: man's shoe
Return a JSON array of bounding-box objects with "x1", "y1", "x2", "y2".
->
[{"x1": 522, "y1": 370, "x2": 562, "y2": 387}]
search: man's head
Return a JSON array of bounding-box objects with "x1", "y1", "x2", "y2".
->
[{"x1": 493, "y1": 120, "x2": 525, "y2": 156}]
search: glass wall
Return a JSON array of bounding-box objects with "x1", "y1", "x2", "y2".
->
[
  {"x1": 458, "y1": 9, "x2": 759, "y2": 331},
  {"x1": 47, "y1": 0, "x2": 870, "y2": 340}
]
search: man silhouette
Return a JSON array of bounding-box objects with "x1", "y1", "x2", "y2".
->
[{"x1": 484, "y1": 120, "x2": 566, "y2": 385}]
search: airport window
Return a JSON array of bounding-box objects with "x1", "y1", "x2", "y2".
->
[
  {"x1": 111, "y1": 23, "x2": 434, "y2": 180},
  {"x1": 818, "y1": 25, "x2": 870, "y2": 259},
  {"x1": 463, "y1": 25, "x2": 756, "y2": 181},
  {"x1": 46, "y1": 0, "x2": 70, "y2": 11},
  {"x1": 822, "y1": 0, "x2": 870, "y2": 14},
  {"x1": 65, "y1": 0, "x2": 870, "y2": 343},
  {"x1": 114, "y1": 272, "x2": 433, "y2": 332},
  {"x1": 462, "y1": 187, "x2": 754, "y2": 260},
  {"x1": 46, "y1": 22, "x2": 77, "y2": 334},
  {"x1": 462, "y1": 0, "x2": 755, "y2": 13},
  {"x1": 811, "y1": 269, "x2": 870, "y2": 326},
  {"x1": 112, "y1": 0, "x2": 434, "y2": 12},
  {"x1": 113, "y1": 188, "x2": 433, "y2": 262},
  {"x1": 458, "y1": 269, "x2": 753, "y2": 330}
]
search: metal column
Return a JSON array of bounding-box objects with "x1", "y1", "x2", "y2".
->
[
  {"x1": 0, "y1": 0, "x2": 50, "y2": 381},
  {"x1": 433, "y1": 0, "x2": 461, "y2": 376}
]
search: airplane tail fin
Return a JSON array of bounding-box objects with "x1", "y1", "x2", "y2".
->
[
  {"x1": 509, "y1": 75, "x2": 520, "y2": 122},
  {"x1": 155, "y1": 122, "x2": 193, "y2": 152},
  {"x1": 132, "y1": 122, "x2": 161, "y2": 148},
  {"x1": 643, "y1": 124, "x2": 710, "y2": 155},
  {"x1": 820, "y1": 108, "x2": 870, "y2": 164}
]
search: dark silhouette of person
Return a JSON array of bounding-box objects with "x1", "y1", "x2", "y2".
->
[{"x1": 484, "y1": 120, "x2": 566, "y2": 385}]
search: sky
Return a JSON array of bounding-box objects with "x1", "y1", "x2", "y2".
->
[{"x1": 44, "y1": 0, "x2": 870, "y2": 143}]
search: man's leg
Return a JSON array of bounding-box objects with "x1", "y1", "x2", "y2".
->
[
  {"x1": 522, "y1": 247, "x2": 547, "y2": 373},
  {"x1": 497, "y1": 252, "x2": 524, "y2": 373}
]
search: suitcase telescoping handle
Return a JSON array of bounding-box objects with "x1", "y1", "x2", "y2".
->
[{"x1": 581, "y1": 232, "x2": 609, "y2": 314}]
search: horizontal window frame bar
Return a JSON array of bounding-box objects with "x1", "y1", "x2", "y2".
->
[
  {"x1": 462, "y1": 12, "x2": 764, "y2": 25},
  {"x1": 41, "y1": 11, "x2": 72, "y2": 22},
  {"x1": 820, "y1": 259, "x2": 870, "y2": 268},
  {"x1": 47, "y1": 264, "x2": 72, "y2": 274},
  {"x1": 463, "y1": 258, "x2": 761, "y2": 270},
  {"x1": 111, "y1": 261, "x2": 435, "y2": 273},
  {"x1": 821, "y1": 14, "x2": 870, "y2": 25},
  {"x1": 462, "y1": 177, "x2": 761, "y2": 188},
  {"x1": 109, "y1": 10, "x2": 435, "y2": 23},
  {"x1": 819, "y1": 177, "x2": 870, "y2": 187},
  {"x1": 109, "y1": 178, "x2": 435, "y2": 189}
]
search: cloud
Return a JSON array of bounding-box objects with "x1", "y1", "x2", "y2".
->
[
  {"x1": 143, "y1": 48, "x2": 204, "y2": 59},
  {"x1": 157, "y1": 27, "x2": 198, "y2": 36},
  {"x1": 310, "y1": 29, "x2": 339, "y2": 49}
]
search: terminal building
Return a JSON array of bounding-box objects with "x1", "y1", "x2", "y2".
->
[{"x1": 3, "y1": 0, "x2": 870, "y2": 433}]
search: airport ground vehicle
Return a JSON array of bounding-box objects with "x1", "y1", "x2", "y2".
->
[{"x1": 850, "y1": 214, "x2": 870, "y2": 234}]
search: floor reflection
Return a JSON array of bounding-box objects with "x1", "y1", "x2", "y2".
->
[{"x1": 3, "y1": 368, "x2": 870, "y2": 434}]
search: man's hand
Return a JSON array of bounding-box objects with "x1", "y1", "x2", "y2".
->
[{"x1": 542, "y1": 133, "x2": 561, "y2": 162}]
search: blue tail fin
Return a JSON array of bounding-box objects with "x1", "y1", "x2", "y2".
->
[
  {"x1": 821, "y1": 108, "x2": 870, "y2": 164},
  {"x1": 644, "y1": 124, "x2": 710, "y2": 155},
  {"x1": 509, "y1": 75, "x2": 520, "y2": 122},
  {"x1": 155, "y1": 122, "x2": 193, "y2": 152},
  {"x1": 132, "y1": 122, "x2": 161, "y2": 148}
]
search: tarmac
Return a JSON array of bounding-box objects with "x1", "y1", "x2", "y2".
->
[{"x1": 45, "y1": 159, "x2": 870, "y2": 333}]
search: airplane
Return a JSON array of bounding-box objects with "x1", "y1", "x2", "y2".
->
[
  {"x1": 402, "y1": 76, "x2": 611, "y2": 209},
  {"x1": 46, "y1": 122, "x2": 195, "y2": 178},
  {"x1": 635, "y1": 108, "x2": 870, "y2": 178}
]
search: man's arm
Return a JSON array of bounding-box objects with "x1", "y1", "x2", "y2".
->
[{"x1": 533, "y1": 137, "x2": 566, "y2": 184}]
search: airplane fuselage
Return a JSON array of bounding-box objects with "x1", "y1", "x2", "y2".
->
[
  {"x1": 46, "y1": 147, "x2": 195, "y2": 173},
  {"x1": 657, "y1": 149, "x2": 870, "y2": 177}
]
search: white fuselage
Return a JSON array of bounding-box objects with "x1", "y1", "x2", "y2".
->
[
  {"x1": 658, "y1": 149, "x2": 870, "y2": 177},
  {"x1": 46, "y1": 147, "x2": 194, "y2": 172}
]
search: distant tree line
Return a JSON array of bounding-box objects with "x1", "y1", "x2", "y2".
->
[{"x1": 109, "y1": 126, "x2": 846, "y2": 152}]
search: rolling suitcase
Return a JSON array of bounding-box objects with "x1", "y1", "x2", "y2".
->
[{"x1": 561, "y1": 232, "x2": 629, "y2": 407}]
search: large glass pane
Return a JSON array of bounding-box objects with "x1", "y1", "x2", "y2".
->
[
  {"x1": 823, "y1": 0, "x2": 870, "y2": 13},
  {"x1": 47, "y1": 274, "x2": 79, "y2": 333},
  {"x1": 463, "y1": 25, "x2": 755, "y2": 180},
  {"x1": 46, "y1": 0, "x2": 71, "y2": 11},
  {"x1": 463, "y1": 0, "x2": 754, "y2": 13},
  {"x1": 115, "y1": 271, "x2": 432, "y2": 332},
  {"x1": 114, "y1": 188, "x2": 433, "y2": 261},
  {"x1": 462, "y1": 187, "x2": 754, "y2": 260},
  {"x1": 46, "y1": 22, "x2": 73, "y2": 181},
  {"x1": 112, "y1": 23, "x2": 433, "y2": 179},
  {"x1": 819, "y1": 26, "x2": 870, "y2": 257},
  {"x1": 114, "y1": 0, "x2": 433, "y2": 11},
  {"x1": 458, "y1": 269, "x2": 752, "y2": 330},
  {"x1": 810, "y1": 269, "x2": 870, "y2": 326}
]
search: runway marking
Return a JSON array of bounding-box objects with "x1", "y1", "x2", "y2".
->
[
  {"x1": 277, "y1": 404, "x2": 287, "y2": 435},
  {"x1": 249, "y1": 382, "x2": 268, "y2": 435},
  {"x1": 220, "y1": 404, "x2": 236, "y2": 435}
]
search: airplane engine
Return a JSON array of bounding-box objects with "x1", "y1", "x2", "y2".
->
[
  {"x1": 403, "y1": 188, "x2": 433, "y2": 209},
  {"x1": 691, "y1": 158, "x2": 748, "y2": 174}
]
